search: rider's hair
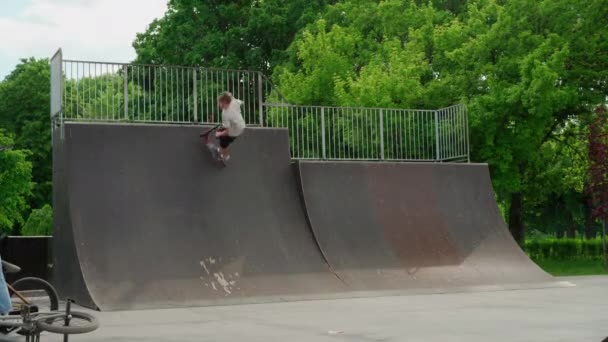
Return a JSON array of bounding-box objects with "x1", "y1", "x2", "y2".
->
[{"x1": 217, "y1": 92, "x2": 232, "y2": 105}]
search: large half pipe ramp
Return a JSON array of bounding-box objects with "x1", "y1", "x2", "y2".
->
[
  {"x1": 53, "y1": 123, "x2": 346, "y2": 310},
  {"x1": 296, "y1": 161, "x2": 555, "y2": 292}
]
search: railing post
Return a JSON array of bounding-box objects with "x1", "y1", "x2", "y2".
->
[
  {"x1": 58, "y1": 57, "x2": 64, "y2": 140},
  {"x1": 50, "y1": 48, "x2": 63, "y2": 143},
  {"x1": 434, "y1": 110, "x2": 440, "y2": 162},
  {"x1": 321, "y1": 107, "x2": 326, "y2": 159},
  {"x1": 465, "y1": 106, "x2": 470, "y2": 163},
  {"x1": 123, "y1": 65, "x2": 128, "y2": 120},
  {"x1": 193, "y1": 68, "x2": 198, "y2": 123},
  {"x1": 257, "y1": 72, "x2": 264, "y2": 126},
  {"x1": 379, "y1": 109, "x2": 384, "y2": 160}
]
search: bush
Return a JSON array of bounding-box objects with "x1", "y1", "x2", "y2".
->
[
  {"x1": 22, "y1": 204, "x2": 52, "y2": 236},
  {"x1": 525, "y1": 237, "x2": 605, "y2": 261}
]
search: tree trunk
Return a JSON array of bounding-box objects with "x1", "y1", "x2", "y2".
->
[
  {"x1": 508, "y1": 192, "x2": 525, "y2": 245},
  {"x1": 555, "y1": 197, "x2": 565, "y2": 238},
  {"x1": 584, "y1": 198, "x2": 596, "y2": 239},
  {"x1": 566, "y1": 224, "x2": 576, "y2": 238},
  {"x1": 582, "y1": 183, "x2": 596, "y2": 239},
  {"x1": 566, "y1": 210, "x2": 576, "y2": 238}
]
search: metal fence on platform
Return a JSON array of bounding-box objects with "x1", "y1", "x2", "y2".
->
[
  {"x1": 264, "y1": 104, "x2": 468, "y2": 161},
  {"x1": 51, "y1": 49, "x2": 469, "y2": 162},
  {"x1": 58, "y1": 59, "x2": 276, "y2": 125}
]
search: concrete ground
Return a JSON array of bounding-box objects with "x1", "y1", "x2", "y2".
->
[{"x1": 6, "y1": 276, "x2": 608, "y2": 342}]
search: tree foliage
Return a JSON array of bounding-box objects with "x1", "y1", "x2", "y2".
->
[
  {"x1": 0, "y1": 58, "x2": 51, "y2": 210},
  {"x1": 275, "y1": 0, "x2": 452, "y2": 108},
  {"x1": 0, "y1": 132, "x2": 32, "y2": 232},
  {"x1": 133, "y1": 0, "x2": 330, "y2": 74},
  {"x1": 22, "y1": 204, "x2": 53, "y2": 236},
  {"x1": 524, "y1": 121, "x2": 592, "y2": 238}
]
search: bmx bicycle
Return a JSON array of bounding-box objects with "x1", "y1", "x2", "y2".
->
[
  {"x1": 0, "y1": 259, "x2": 99, "y2": 341},
  {"x1": 4, "y1": 259, "x2": 59, "y2": 312}
]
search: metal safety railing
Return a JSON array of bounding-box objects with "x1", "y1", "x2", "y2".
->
[
  {"x1": 51, "y1": 49, "x2": 469, "y2": 162},
  {"x1": 57, "y1": 58, "x2": 280, "y2": 125},
  {"x1": 264, "y1": 104, "x2": 468, "y2": 162}
]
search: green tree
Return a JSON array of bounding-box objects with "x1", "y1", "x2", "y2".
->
[
  {"x1": 449, "y1": 0, "x2": 606, "y2": 243},
  {"x1": 275, "y1": 0, "x2": 454, "y2": 108},
  {"x1": 133, "y1": 0, "x2": 329, "y2": 74},
  {"x1": 0, "y1": 132, "x2": 33, "y2": 232},
  {"x1": 0, "y1": 58, "x2": 51, "y2": 210},
  {"x1": 524, "y1": 121, "x2": 590, "y2": 237},
  {"x1": 22, "y1": 204, "x2": 52, "y2": 236}
]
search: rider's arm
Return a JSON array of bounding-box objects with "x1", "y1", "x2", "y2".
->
[{"x1": 216, "y1": 128, "x2": 229, "y2": 136}]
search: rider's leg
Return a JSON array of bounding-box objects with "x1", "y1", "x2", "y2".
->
[
  {"x1": 218, "y1": 136, "x2": 236, "y2": 161},
  {"x1": 219, "y1": 146, "x2": 230, "y2": 161}
]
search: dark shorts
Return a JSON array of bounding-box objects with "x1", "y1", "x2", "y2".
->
[{"x1": 219, "y1": 135, "x2": 237, "y2": 148}]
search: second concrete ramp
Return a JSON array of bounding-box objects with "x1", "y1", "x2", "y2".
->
[{"x1": 296, "y1": 161, "x2": 555, "y2": 292}]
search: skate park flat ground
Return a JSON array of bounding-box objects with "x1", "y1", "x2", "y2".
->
[{"x1": 28, "y1": 276, "x2": 607, "y2": 342}]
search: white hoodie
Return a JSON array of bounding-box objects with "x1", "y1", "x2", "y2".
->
[{"x1": 222, "y1": 97, "x2": 246, "y2": 137}]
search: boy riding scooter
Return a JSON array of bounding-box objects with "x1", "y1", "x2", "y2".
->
[{"x1": 212, "y1": 92, "x2": 246, "y2": 162}]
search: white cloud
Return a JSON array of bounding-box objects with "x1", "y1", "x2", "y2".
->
[{"x1": 0, "y1": 0, "x2": 168, "y2": 78}]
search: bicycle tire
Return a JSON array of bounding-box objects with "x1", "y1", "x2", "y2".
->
[
  {"x1": 10, "y1": 277, "x2": 59, "y2": 311},
  {"x1": 36, "y1": 311, "x2": 99, "y2": 334}
]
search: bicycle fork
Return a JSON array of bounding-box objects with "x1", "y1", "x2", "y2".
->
[{"x1": 22, "y1": 305, "x2": 40, "y2": 342}]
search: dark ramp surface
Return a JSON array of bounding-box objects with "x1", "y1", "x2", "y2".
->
[
  {"x1": 53, "y1": 123, "x2": 345, "y2": 311},
  {"x1": 296, "y1": 161, "x2": 554, "y2": 292}
]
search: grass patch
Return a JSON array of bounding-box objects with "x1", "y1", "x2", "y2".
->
[{"x1": 533, "y1": 259, "x2": 608, "y2": 276}]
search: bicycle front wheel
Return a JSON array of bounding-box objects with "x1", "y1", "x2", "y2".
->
[
  {"x1": 10, "y1": 277, "x2": 59, "y2": 312},
  {"x1": 36, "y1": 311, "x2": 99, "y2": 334}
]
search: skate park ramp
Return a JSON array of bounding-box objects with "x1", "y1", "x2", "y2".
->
[
  {"x1": 53, "y1": 123, "x2": 568, "y2": 311},
  {"x1": 296, "y1": 161, "x2": 560, "y2": 293},
  {"x1": 53, "y1": 123, "x2": 347, "y2": 311}
]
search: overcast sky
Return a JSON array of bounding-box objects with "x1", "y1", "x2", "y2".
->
[{"x1": 0, "y1": 0, "x2": 168, "y2": 80}]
